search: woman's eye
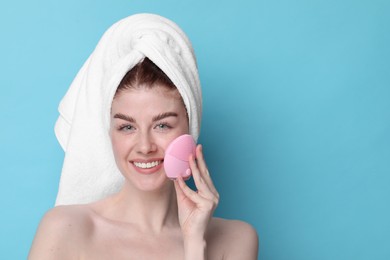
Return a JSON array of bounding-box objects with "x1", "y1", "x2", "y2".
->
[
  {"x1": 119, "y1": 124, "x2": 135, "y2": 132},
  {"x1": 155, "y1": 123, "x2": 172, "y2": 130}
]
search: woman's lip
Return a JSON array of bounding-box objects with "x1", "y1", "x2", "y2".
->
[
  {"x1": 131, "y1": 158, "x2": 164, "y2": 163},
  {"x1": 130, "y1": 159, "x2": 164, "y2": 175}
]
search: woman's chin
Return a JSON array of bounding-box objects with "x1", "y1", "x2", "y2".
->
[{"x1": 126, "y1": 173, "x2": 172, "y2": 192}]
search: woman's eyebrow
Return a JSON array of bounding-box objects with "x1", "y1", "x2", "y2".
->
[
  {"x1": 152, "y1": 112, "x2": 178, "y2": 122},
  {"x1": 113, "y1": 113, "x2": 136, "y2": 123}
]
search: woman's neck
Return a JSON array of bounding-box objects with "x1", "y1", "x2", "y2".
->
[{"x1": 94, "y1": 181, "x2": 180, "y2": 234}]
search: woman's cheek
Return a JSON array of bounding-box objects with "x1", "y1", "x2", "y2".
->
[{"x1": 111, "y1": 133, "x2": 127, "y2": 156}]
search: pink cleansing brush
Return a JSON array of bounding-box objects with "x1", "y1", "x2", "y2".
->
[{"x1": 164, "y1": 134, "x2": 196, "y2": 180}]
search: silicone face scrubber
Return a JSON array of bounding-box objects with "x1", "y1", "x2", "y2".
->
[{"x1": 164, "y1": 134, "x2": 196, "y2": 180}]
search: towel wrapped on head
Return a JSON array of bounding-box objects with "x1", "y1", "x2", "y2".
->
[{"x1": 54, "y1": 13, "x2": 202, "y2": 206}]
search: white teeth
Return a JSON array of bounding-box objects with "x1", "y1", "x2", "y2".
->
[{"x1": 134, "y1": 161, "x2": 161, "y2": 169}]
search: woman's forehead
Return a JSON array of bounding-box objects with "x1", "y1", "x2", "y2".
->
[
  {"x1": 111, "y1": 86, "x2": 186, "y2": 115},
  {"x1": 114, "y1": 84, "x2": 182, "y2": 100}
]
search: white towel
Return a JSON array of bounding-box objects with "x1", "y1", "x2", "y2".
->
[{"x1": 54, "y1": 13, "x2": 202, "y2": 206}]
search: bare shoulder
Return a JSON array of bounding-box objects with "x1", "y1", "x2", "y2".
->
[
  {"x1": 28, "y1": 205, "x2": 94, "y2": 260},
  {"x1": 208, "y1": 217, "x2": 259, "y2": 260}
]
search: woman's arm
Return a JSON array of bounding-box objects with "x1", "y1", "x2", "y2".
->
[
  {"x1": 174, "y1": 144, "x2": 259, "y2": 260},
  {"x1": 174, "y1": 144, "x2": 219, "y2": 260},
  {"x1": 183, "y1": 236, "x2": 207, "y2": 260}
]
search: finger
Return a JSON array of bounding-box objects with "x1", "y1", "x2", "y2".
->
[
  {"x1": 195, "y1": 145, "x2": 208, "y2": 175},
  {"x1": 195, "y1": 145, "x2": 219, "y2": 196},
  {"x1": 177, "y1": 176, "x2": 218, "y2": 212},
  {"x1": 177, "y1": 175, "x2": 208, "y2": 205},
  {"x1": 189, "y1": 153, "x2": 215, "y2": 199},
  {"x1": 174, "y1": 178, "x2": 186, "y2": 201}
]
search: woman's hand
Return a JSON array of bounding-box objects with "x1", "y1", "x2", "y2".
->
[{"x1": 174, "y1": 144, "x2": 219, "y2": 240}]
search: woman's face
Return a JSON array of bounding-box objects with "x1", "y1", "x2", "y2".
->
[{"x1": 110, "y1": 85, "x2": 189, "y2": 191}]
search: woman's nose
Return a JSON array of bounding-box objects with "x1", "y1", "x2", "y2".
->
[{"x1": 136, "y1": 131, "x2": 157, "y2": 154}]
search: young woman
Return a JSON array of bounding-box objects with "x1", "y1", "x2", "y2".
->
[{"x1": 29, "y1": 14, "x2": 258, "y2": 260}]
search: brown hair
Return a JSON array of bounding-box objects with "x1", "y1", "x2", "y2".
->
[{"x1": 115, "y1": 57, "x2": 177, "y2": 97}]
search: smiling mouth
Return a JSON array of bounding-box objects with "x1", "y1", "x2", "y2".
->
[{"x1": 133, "y1": 160, "x2": 163, "y2": 169}]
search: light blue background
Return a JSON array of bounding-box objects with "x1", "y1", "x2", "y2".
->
[{"x1": 1, "y1": 0, "x2": 389, "y2": 259}]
